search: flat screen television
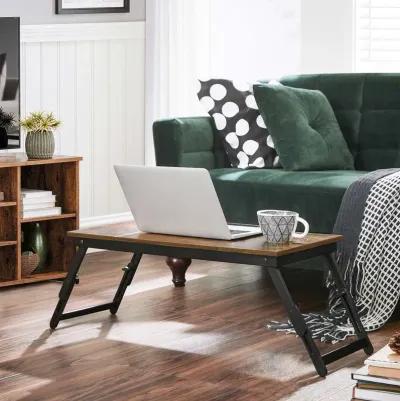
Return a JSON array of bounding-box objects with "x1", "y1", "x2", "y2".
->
[{"x1": 0, "y1": 17, "x2": 20, "y2": 150}]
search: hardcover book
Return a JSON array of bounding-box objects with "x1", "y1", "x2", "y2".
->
[
  {"x1": 367, "y1": 366, "x2": 400, "y2": 380},
  {"x1": 365, "y1": 345, "x2": 400, "y2": 370},
  {"x1": 22, "y1": 207, "x2": 62, "y2": 219},
  {"x1": 353, "y1": 385, "x2": 400, "y2": 401},
  {"x1": 23, "y1": 202, "x2": 56, "y2": 211},
  {"x1": 21, "y1": 188, "x2": 53, "y2": 199},
  {"x1": 22, "y1": 195, "x2": 56, "y2": 205},
  {"x1": 352, "y1": 366, "x2": 400, "y2": 387}
]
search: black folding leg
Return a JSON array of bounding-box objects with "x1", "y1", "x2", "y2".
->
[
  {"x1": 50, "y1": 242, "x2": 88, "y2": 329},
  {"x1": 50, "y1": 243, "x2": 143, "y2": 329},
  {"x1": 110, "y1": 253, "x2": 142, "y2": 314},
  {"x1": 268, "y1": 266, "x2": 328, "y2": 377},
  {"x1": 324, "y1": 254, "x2": 374, "y2": 356}
]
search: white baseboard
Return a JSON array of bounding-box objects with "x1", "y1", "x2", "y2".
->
[
  {"x1": 80, "y1": 212, "x2": 133, "y2": 229},
  {"x1": 80, "y1": 212, "x2": 133, "y2": 254}
]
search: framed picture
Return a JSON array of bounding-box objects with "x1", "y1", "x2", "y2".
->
[{"x1": 56, "y1": 0, "x2": 130, "y2": 14}]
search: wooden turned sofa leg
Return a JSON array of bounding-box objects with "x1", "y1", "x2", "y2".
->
[{"x1": 166, "y1": 257, "x2": 192, "y2": 287}]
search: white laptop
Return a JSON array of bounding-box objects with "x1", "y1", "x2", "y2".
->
[{"x1": 114, "y1": 165, "x2": 261, "y2": 240}]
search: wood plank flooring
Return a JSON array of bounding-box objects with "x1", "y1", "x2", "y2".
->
[{"x1": 0, "y1": 249, "x2": 398, "y2": 401}]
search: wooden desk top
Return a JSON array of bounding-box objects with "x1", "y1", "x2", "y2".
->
[{"x1": 69, "y1": 222, "x2": 342, "y2": 257}]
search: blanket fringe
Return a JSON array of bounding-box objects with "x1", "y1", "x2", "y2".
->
[{"x1": 267, "y1": 252, "x2": 364, "y2": 343}]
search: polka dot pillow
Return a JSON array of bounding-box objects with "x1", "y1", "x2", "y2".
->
[{"x1": 197, "y1": 79, "x2": 278, "y2": 169}]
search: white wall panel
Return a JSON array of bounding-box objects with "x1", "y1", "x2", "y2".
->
[
  {"x1": 93, "y1": 40, "x2": 111, "y2": 217},
  {"x1": 75, "y1": 41, "x2": 93, "y2": 219},
  {"x1": 109, "y1": 40, "x2": 128, "y2": 214},
  {"x1": 19, "y1": 22, "x2": 145, "y2": 226}
]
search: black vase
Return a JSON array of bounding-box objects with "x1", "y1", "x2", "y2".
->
[{"x1": 0, "y1": 127, "x2": 8, "y2": 149}]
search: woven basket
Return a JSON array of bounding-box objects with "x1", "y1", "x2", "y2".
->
[{"x1": 21, "y1": 251, "x2": 40, "y2": 276}]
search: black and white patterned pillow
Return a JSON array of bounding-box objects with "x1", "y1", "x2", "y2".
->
[{"x1": 197, "y1": 79, "x2": 278, "y2": 169}]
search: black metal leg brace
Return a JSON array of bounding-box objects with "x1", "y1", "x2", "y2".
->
[
  {"x1": 268, "y1": 267, "x2": 328, "y2": 377},
  {"x1": 324, "y1": 254, "x2": 374, "y2": 357},
  {"x1": 50, "y1": 242, "x2": 88, "y2": 329},
  {"x1": 110, "y1": 253, "x2": 142, "y2": 315},
  {"x1": 50, "y1": 242, "x2": 142, "y2": 330},
  {"x1": 268, "y1": 256, "x2": 374, "y2": 377}
]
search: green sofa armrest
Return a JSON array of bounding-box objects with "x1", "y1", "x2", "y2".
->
[{"x1": 153, "y1": 116, "x2": 227, "y2": 170}]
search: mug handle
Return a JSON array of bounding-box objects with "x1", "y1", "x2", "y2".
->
[{"x1": 292, "y1": 217, "x2": 309, "y2": 239}]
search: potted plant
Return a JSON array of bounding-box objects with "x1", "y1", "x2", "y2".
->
[
  {"x1": 0, "y1": 107, "x2": 15, "y2": 149},
  {"x1": 20, "y1": 112, "x2": 61, "y2": 159}
]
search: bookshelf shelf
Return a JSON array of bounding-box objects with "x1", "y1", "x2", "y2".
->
[
  {"x1": 0, "y1": 272, "x2": 68, "y2": 288},
  {"x1": 0, "y1": 240, "x2": 17, "y2": 247},
  {"x1": 0, "y1": 201, "x2": 17, "y2": 208},
  {"x1": 0, "y1": 155, "x2": 81, "y2": 287},
  {"x1": 22, "y1": 213, "x2": 77, "y2": 224}
]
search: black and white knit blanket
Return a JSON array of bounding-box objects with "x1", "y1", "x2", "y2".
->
[{"x1": 268, "y1": 169, "x2": 400, "y2": 343}]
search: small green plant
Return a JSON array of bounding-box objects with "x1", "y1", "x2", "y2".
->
[
  {"x1": 20, "y1": 112, "x2": 61, "y2": 133},
  {"x1": 0, "y1": 107, "x2": 15, "y2": 129}
]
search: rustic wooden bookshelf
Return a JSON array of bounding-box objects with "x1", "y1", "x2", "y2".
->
[{"x1": 0, "y1": 154, "x2": 82, "y2": 288}]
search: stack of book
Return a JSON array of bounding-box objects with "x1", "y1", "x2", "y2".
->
[
  {"x1": 352, "y1": 345, "x2": 400, "y2": 400},
  {"x1": 21, "y1": 188, "x2": 61, "y2": 219}
]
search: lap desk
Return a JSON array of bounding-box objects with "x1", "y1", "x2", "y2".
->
[{"x1": 50, "y1": 224, "x2": 373, "y2": 377}]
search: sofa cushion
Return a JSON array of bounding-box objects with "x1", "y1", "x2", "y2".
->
[
  {"x1": 197, "y1": 79, "x2": 278, "y2": 169},
  {"x1": 273, "y1": 73, "x2": 400, "y2": 171},
  {"x1": 253, "y1": 83, "x2": 355, "y2": 171},
  {"x1": 210, "y1": 169, "x2": 367, "y2": 233}
]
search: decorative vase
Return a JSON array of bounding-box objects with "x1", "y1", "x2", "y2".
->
[
  {"x1": 0, "y1": 127, "x2": 8, "y2": 149},
  {"x1": 25, "y1": 130, "x2": 55, "y2": 159},
  {"x1": 22, "y1": 223, "x2": 48, "y2": 272}
]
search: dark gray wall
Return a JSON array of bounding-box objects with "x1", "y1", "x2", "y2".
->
[{"x1": 0, "y1": 0, "x2": 145, "y2": 24}]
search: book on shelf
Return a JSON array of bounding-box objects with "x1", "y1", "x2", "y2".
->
[
  {"x1": 22, "y1": 195, "x2": 56, "y2": 206},
  {"x1": 23, "y1": 202, "x2": 56, "y2": 211},
  {"x1": 21, "y1": 188, "x2": 53, "y2": 199},
  {"x1": 0, "y1": 191, "x2": 4, "y2": 201},
  {"x1": 20, "y1": 188, "x2": 60, "y2": 219},
  {"x1": 22, "y1": 207, "x2": 62, "y2": 219}
]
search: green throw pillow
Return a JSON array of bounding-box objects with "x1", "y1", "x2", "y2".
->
[{"x1": 253, "y1": 83, "x2": 355, "y2": 171}]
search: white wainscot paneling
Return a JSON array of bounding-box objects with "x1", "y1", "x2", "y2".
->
[{"x1": 20, "y1": 22, "x2": 145, "y2": 227}]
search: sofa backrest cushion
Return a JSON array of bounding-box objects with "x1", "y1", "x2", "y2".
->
[
  {"x1": 254, "y1": 83, "x2": 355, "y2": 171},
  {"x1": 261, "y1": 73, "x2": 400, "y2": 171}
]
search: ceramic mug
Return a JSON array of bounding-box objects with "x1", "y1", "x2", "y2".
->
[{"x1": 257, "y1": 210, "x2": 309, "y2": 245}]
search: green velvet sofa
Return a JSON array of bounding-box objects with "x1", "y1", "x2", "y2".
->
[{"x1": 153, "y1": 73, "x2": 400, "y2": 284}]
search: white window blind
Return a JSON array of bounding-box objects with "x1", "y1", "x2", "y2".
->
[{"x1": 356, "y1": 0, "x2": 400, "y2": 72}]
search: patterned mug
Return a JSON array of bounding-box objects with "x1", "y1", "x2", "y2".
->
[{"x1": 257, "y1": 210, "x2": 309, "y2": 245}]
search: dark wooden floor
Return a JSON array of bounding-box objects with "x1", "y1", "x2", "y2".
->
[{"x1": 0, "y1": 250, "x2": 398, "y2": 401}]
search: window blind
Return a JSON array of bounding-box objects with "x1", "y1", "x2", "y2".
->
[{"x1": 356, "y1": 0, "x2": 400, "y2": 71}]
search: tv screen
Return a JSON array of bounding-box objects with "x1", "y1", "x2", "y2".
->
[{"x1": 0, "y1": 17, "x2": 20, "y2": 150}]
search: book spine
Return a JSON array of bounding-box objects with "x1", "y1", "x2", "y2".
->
[
  {"x1": 22, "y1": 207, "x2": 62, "y2": 219},
  {"x1": 21, "y1": 191, "x2": 53, "y2": 199},
  {"x1": 22, "y1": 195, "x2": 56, "y2": 205},
  {"x1": 366, "y1": 361, "x2": 400, "y2": 370},
  {"x1": 23, "y1": 203, "x2": 56, "y2": 211}
]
